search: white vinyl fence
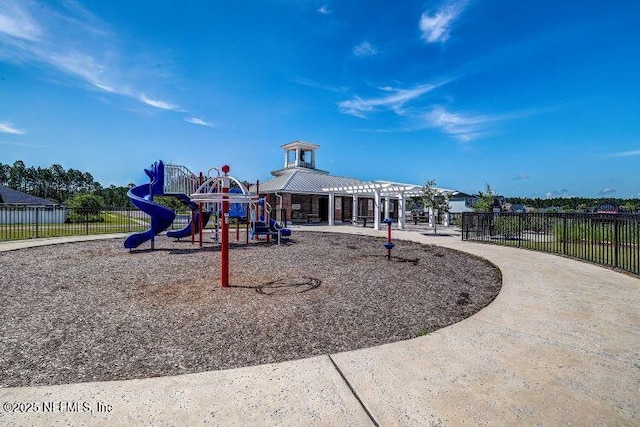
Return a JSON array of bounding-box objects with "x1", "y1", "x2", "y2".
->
[{"x1": 0, "y1": 206, "x2": 67, "y2": 224}]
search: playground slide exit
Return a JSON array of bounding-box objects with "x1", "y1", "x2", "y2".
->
[
  {"x1": 124, "y1": 161, "x2": 176, "y2": 249},
  {"x1": 166, "y1": 210, "x2": 212, "y2": 239}
]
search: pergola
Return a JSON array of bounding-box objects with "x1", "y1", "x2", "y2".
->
[{"x1": 322, "y1": 181, "x2": 454, "y2": 230}]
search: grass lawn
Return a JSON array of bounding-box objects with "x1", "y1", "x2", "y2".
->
[
  {"x1": 0, "y1": 211, "x2": 220, "y2": 241},
  {"x1": 481, "y1": 234, "x2": 639, "y2": 274},
  {"x1": 0, "y1": 212, "x2": 148, "y2": 241}
]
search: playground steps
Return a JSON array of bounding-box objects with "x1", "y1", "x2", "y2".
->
[{"x1": 253, "y1": 221, "x2": 276, "y2": 236}]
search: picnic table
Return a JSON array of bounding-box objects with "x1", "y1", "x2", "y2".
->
[{"x1": 353, "y1": 216, "x2": 374, "y2": 227}]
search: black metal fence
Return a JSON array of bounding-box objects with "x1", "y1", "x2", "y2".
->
[
  {"x1": 0, "y1": 206, "x2": 150, "y2": 241},
  {"x1": 462, "y1": 212, "x2": 640, "y2": 275}
]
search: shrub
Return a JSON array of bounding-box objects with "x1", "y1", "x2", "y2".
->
[
  {"x1": 66, "y1": 193, "x2": 105, "y2": 223},
  {"x1": 492, "y1": 216, "x2": 520, "y2": 239}
]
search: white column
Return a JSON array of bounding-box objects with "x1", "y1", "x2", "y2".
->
[
  {"x1": 428, "y1": 207, "x2": 435, "y2": 228},
  {"x1": 352, "y1": 195, "x2": 358, "y2": 226},
  {"x1": 443, "y1": 196, "x2": 450, "y2": 226},
  {"x1": 374, "y1": 189, "x2": 381, "y2": 231},
  {"x1": 328, "y1": 193, "x2": 335, "y2": 226},
  {"x1": 398, "y1": 193, "x2": 405, "y2": 230},
  {"x1": 384, "y1": 197, "x2": 391, "y2": 221},
  {"x1": 295, "y1": 147, "x2": 301, "y2": 167}
]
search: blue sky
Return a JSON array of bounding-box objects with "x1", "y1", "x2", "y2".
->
[{"x1": 1, "y1": 0, "x2": 638, "y2": 198}]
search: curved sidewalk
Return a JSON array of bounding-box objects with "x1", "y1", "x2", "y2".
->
[{"x1": 1, "y1": 228, "x2": 638, "y2": 426}]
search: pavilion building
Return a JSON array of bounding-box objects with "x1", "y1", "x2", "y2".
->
[
  {"x1": 251, "y1": 141, "x2": 455, "y2": 230},
  {"x1": 250, "y1": 141, "x2": 365, "y2": 224}
]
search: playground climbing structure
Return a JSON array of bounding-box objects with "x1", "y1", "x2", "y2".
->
[{"x1": 125, "y1": 161, "x2": 293, "y2": 287}]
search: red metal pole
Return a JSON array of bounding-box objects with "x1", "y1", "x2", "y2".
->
[
  {"x1": 198, "y1": 202, "x2": 203, "y2": 247},
  {"x1": 221, "y1": 165, "x2": 230, "y2": 287},
  {"x1": 191, "y1": 210, "x2": 195, "y2": 244}
]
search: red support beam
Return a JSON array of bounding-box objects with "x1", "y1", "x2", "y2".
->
[{"x1": 220, "y1": 165, "x2": 230, "y2": 287}]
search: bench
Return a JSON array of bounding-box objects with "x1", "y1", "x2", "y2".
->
[
  {"x1": 410, "y1": 212, "x2": 429, "y2": 224},
  {"x1": 306, "y1": 214, "x2": 320, "y2": 223},
  {"x1": 353, "y1": 216, "x2": 374, "y2": 227},
  {"x1": 291, "y1": 212, "x2": 307, "y2": 224}
]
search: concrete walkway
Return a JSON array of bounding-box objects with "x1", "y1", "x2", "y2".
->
[{"x1": 1, "y1": 227, "x2": 638, "y2": 426}]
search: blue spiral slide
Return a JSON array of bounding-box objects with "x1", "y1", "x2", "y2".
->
[
  {"x1": 124, "y1": 161, "x2": 176, "y2": 249},
  {"x1": 166, "y1": 193, "x2": 212, "y2": 239}
]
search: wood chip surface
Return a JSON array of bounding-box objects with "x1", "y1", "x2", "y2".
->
[{"x1": 0, "y1": 232, "x2": 501, "y2": 387}]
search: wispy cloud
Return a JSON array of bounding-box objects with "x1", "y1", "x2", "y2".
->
[
  {"x1": 0, "y1": 1, "x2": 197, "y2": 117},
  {"x1": 599, "y1": 188, "x2": 616, "y2": 196},
  {"x1": 292, "y1": 76, "x2": 346, "y2": 93},
  {"x1": 0, "y1": 1, "x2": 118, "y2": 93},
  {"x1": 353, "y1": 41, "x2": 377, "y2": 57},
  {"x1": 185, "y1": 117, "x2": 214, "y2": 127},
  {"x1": 419, "y1": 0, "x2": 469, "y2": 43},
  {"x1": 0, "y1": 0, "x2": 42, "y2": 41},
  {"x1": 546, "y1": 189, "x2": 572, "y2": 199},
  {"x1": 317, "y1": 5, "x2": 331, "y2": 15},
  {"x1": 421, "y1": 106, "x2": 537, "y2": 141},
  {"x1": 340, "y1": 78, "x2": 531, "y2": 140},
  {"x1": 338, "y1": 81, "x2": 449, "y2": 118},
  {"x1": 606, "y1": 149, "x2": 640, "y2": 157},
  {"x1": 514, "y1": 173, "x2": 530, "y2": 180},
  {"x1": 139, "y1": 94, "x2": 180, "y2": 111},
  {"x1": 422, "y1": 106, "x2": 505, "y2": 142},
  {"x1": 0, "y1": 122, "x2": 24, "y2": 135}
]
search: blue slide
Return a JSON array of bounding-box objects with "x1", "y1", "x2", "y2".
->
[
  {"x1": 165, "y1": 193, "x2": 213, "y2": 239},
  {"x1": 167, "y1": 210, "x2": 213, "y2": 238},
  {"x1": 269, "y1": 218, "x2": 291, "y2": 237},
  {"x1": 124, "y1": 161, "x2": 176, "y2": 249}
]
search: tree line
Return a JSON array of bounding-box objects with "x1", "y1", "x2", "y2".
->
[
  {"x1": 419, "y1": 181, "x2": 640, "y2": 215},
  {"x1": 0, "y1": 160, "x2": 133, "y2": 207},
  {"x1": 504, "y1": 196, "x2": 640, "y2": 212}
]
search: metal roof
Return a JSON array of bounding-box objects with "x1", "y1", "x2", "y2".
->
[
  {"x1": 253, "y1": 170, "x2": 461, "y2": 198},
  {"x1": 0, "y1": 185, "x2": 57, "y2": 205},
  {"x1": 281, "y1": 140, "x2": 320, "y2": 150},
  {"x1": 251, "y1": 168, "x2": 364, "y2": 195}
]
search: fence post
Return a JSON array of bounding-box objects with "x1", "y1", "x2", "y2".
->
[
  {"x1": 85, "y1": 209, "x2": 89, "y2": 235},
  {"x1": 562, "y1": 214, "x2": 567, "y2": 255},
  {"x1": 518, "y1": 213, "x2": 522, "y2": 248},
  {"x1": 461, "y1": 213, "x2": 466, "y2": 240},
  {"x1": 35, "y1": 207, "x2": 40, "y2": 238},
  {"x1": 614, "y1": 218, "x2": 619, "y2": 269}
]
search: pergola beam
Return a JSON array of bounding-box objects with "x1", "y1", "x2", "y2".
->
[{"x1": 321, "y1": 181, "x2": 456, "y2": 229}]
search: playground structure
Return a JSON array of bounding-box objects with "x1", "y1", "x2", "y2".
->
[{"x1": 124, "y1": 161, "x2": 292, "y2": 287}]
